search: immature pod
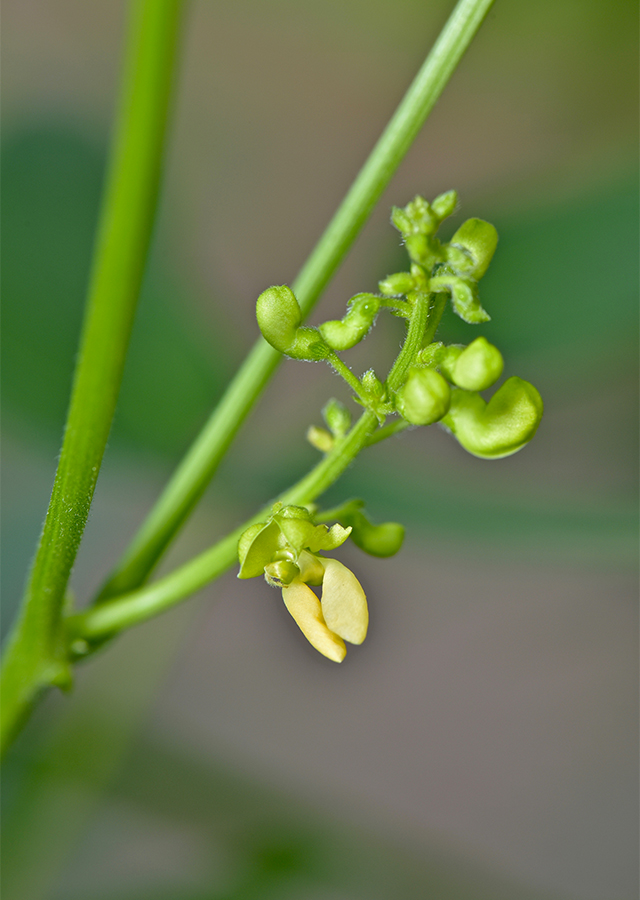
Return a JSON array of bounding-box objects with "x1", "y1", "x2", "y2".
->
[
  {"x1": 442, "y1": 376, "x2": 543, "y2": 459},
  {"x1": 319, "y1": 294, "x2": 380, "y2": 351},
  {"x1": 449, "y1": 337, "x2": 504, "y2": 391},
  {"x1": 396, "y1": 367, "x2": 451, "y2": 426},
  {"x1": 448, "y1": 218, "x2": 498, "y2": 280}
]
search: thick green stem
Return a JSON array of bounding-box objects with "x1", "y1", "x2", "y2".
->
[
  {"x1": 0, "y1": 0, "x2": 184, "y2": 755},
  {"x1": 69, "y1": 411, "x2": 378, "y2": 641},
  {"x1": 97, "y1": 0, "x2": 496, "y2": 601}
]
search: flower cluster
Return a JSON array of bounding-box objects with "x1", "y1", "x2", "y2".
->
[{"x1": 238, "y1": 504, "x2": 369, "y2": 662}]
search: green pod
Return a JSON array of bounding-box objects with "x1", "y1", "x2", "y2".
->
[
  {"x1": 256, "y1": 285, "x2": 301, "y2": 353},
  {"x1": 442, "y1": 376, "x2": 543, "y2": 459},
  {"x1": 451, "y1": 337, "x2": 504, "y2": 391},
  {"x1": 396, "y1": 367, "x2": 451, "y2": 426},
  {"x1": 448, "y1": 218, "x2": 498, "y2": 280},
  {"x1": 319, "y1": 294, "x2": 380, "y2": 351}
]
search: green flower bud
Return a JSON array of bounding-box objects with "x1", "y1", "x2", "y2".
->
[
  {"x1": 417, "y1": 341, "x2": 447, "y2": 367},
  {"x1": 319, "y1": 293, "x2": 380, "y2": 350},
  {"x1": 396, "y1": 367, "x2": 451, "y2": 425},
  {"x1": 347, "y1": 511, "x2": 405, "y2": 558},
  {"x1": 429, "y1": 274, "x2": 490, "y2": 324},
  {"x1": 307, "y1": 425, "x2": 334, "y2": 453},
  {"x1": 441, "y1": 376, "x2": 543, "y2": 459},
  {"x1": 448, "y1": 218, "x2": 498, "y2": 280},
  {"x1": 451, "y1": 337, "x2": 504, "y2": 391},
  {"x1": 431, "y1": 189, "x2": 458, "y2": 221},
  {"x1": 322, "y1": 398, "x2": 351, "y2": 437},
  {"x1": 361, "y1": 369, "x2": 384, "y2": 397},
  {"x1": 378, "y1": 271, "x2": 415, "y2": 296},
  {"x1": 256, "y1": 285, "x2": 301, "y2": 353}
]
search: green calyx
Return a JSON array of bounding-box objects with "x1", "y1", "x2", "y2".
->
[
  {"x1": 441, "y1": 376, "x2": 544, "y2": 459},
  {"x1": 238, "y1": 503, "x2": 352, "y2": 580}
]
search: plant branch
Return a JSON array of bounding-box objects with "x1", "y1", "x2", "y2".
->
[
  {"x1": 0, "y1": 0, "x2": 184, "y2": 755},
  {"x1": 69, "y1": 410, "x2": 378, "y2": 642},
  {"x1": 96, "y1": 0, "x2": 496, "y2": 602}
]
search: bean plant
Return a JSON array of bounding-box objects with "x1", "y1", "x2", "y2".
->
[{"x1": 0, "y1": 0, "x2": 542, "y2": 754}]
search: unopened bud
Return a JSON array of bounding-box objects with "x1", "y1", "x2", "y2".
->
[{"x1": 396, "y1": 367, "x2": 451, "y2": 425}]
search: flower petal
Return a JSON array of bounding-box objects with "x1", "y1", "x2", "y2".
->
[
  {"x1": 319, "y1": 559, "x2": 368, "y2": 645},
  {"x1": 282, "y1": 580, "x2": 346, "y2": 663}
]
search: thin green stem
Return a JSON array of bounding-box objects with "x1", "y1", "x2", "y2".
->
[
  {"x1": 96, "y1": 0, "x2": 496, "y2": 602},
  {"x1": 69, "y1": 411, "x2": 378, "y2": 641},
  {"x1": 365, "y1": 418, "x2": 411, "y2": 446},
  {"x1": 326, "y1": 352, "x2": 366, "y2": 399},
  {"x1": 0, "y1": 0, "x2": 184, "y2": 755},
  {"x1": 386, "y1": 293, "x2": 431, "y2": 392}
]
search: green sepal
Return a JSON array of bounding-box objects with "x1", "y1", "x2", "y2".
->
[
  {"x1": 441, "y1": 376, "x2": 543, "y2": 459},
  {"x1": 306, "y1": 522, "x2": 352, "y2": 553},
  {"x1": 238, "y1": 520, "x2": 282, "y2": 579},
  {"x1": 447, "y1": 218, "x2": 498, "y2": 280},
  {"x1": 286, "y1": 326, "x2": 330, "y2": 361},
  {"x1": 429, "y1": 274, "x2": 490, "y2": 324},
  {"x1": 275, "y1": 515, "x2": 317, "y2": 553},
  {"x1": 395, "y1": 367, "x2": 451, "y2": 426},
  {"x1": 322, "y1": 398, "x2": 351, "y2": 438}
]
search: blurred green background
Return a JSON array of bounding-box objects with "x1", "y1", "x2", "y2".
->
[{"x1": 2, "y1": 1, "x2": 638, "y2": 899}]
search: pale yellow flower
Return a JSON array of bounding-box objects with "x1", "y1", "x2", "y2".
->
[{"x1": 281, "y1": 556, "x2": 368, "y2": 662}]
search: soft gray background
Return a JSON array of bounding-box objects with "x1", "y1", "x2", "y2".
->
[{"x1": 2, "y1": 2, "x2": 638, "y2": 899}]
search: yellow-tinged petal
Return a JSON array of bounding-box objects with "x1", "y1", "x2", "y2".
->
[
  {"x1": 319, "y1": 559, "x2": 368, "y2": 645},
  {"x1": 282, "y1": 580, "x2": 347, "y2": 663}
]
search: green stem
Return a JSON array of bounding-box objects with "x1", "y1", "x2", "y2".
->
[
  {"x1": 69, "y1": 411, "x2": 378, "y2": 641},
  {"x1": 365, "y1": 418, "x2": 411, "y2": 446},
  {"x1": 96, "y1": 0, "x2": 496, "y2": 601},
  {"x1": 0, "y1": 0, "x2": 184, "y2": 755},
  {"x1": 326, "y1": 352, "x2": 366, "y2": 399},
  {"x1": 69, "y1": 234, "x2": 449, "y2": 645},
  {"x1": 386, "y1": 293, "x2": 431, "y2": 392}
]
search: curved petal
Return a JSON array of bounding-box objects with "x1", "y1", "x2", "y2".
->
[
  {"x1": 282, "y1": 580, "x2": 346, "y2": 663},
  {"x1": 320, "y1": 559, "x2": 368, "y2": 645}
]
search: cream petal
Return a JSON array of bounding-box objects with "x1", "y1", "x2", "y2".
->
[
  {"x1": 282, "y1": 580, "x2": 347, "y2": 663},
  {"x1": 319, "y1": 558, "x2": 368, "y2": 645}
]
